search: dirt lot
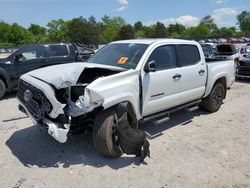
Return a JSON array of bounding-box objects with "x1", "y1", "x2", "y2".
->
[{"x1": 0, "y1": 80, "x2": 250, "y2": 188}]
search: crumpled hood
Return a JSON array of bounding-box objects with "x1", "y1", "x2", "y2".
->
[{"x1": 26, "y1": 62, "x2": 125, "y2": 89}]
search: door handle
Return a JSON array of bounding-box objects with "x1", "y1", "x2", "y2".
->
[
  {"x1": 172, "y1": 74, "x2": 182, "y2": 79},
  {"x1": 199, "y1": 69, "x2": 205, "y2": 74}
]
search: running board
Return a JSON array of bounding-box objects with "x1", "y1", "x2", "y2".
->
[
  {"x1": 185, "y1": 105, "x2": 199, "y2": 112},
  {"x1": 140, "y1": 99, "x2": 201, "y2": 123}
]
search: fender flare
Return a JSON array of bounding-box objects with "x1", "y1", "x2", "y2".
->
[
  {"x1": 204, "y1": 75, "x2": 227, "y2": 98},
  {"x1": 0, "y1": 68, "x2": 11, "y2": 92}
]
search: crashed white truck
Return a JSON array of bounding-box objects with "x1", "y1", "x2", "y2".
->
[{"x1": 17, "y1": 39, "x2": 235, "y2": 158}]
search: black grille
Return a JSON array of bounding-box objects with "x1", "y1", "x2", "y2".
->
[{"x1": 17, "y1": 80, "x2": 52, "y2": 121}]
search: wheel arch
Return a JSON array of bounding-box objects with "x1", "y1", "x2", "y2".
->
[
  {"x1": 97, "y1": 100, "x2": 140, "y2": 129},
  {"x1": 0, "y1": 69, "x2": 11, "y2": 92},
  {"x1": 204, "y1": 75, "x2": 228, "y2": 98},
  {"x1": 214, "y1": 77, "x2": 227, "y2": 98}
]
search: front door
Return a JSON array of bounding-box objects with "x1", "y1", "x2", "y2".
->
[
  {"x1": 15, "y1": 45, "x2": 46, "y2": 78},
  {"x1": 142, "y1": 45, "x2": 182, "y2": 116}
]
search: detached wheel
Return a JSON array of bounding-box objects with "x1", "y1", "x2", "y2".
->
[
  {"x1": 93, "y1": 108, "x2": 122, "y2": 158},
  {"x1": 200, "y1": 82, "x2": 225, "y2": 113},
  {"x1": 0, "y1": 79, "x2": 6, "y2": 99}
]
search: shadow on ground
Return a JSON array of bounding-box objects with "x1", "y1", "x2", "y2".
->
[
  {"x1": 235, "y1": 77, "x2": 250, "y2": 84},
  {"x1": 5, "y1": 109, "x2": 208, "y2": 169}
]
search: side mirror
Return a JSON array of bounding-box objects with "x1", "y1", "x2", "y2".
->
[
  {"x1": 14, "y1": 54, "x2": 23, "y2": 62},
  {"x1": 144, "y1": 60, "x2": 156, "y2": 73}
]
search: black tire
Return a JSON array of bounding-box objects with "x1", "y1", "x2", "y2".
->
[
  {"x1": 93, "y1": 108, "x2": 122, "y2": 158},
  {"x1": 0, "y1": 79, "x2": 6, "y2": 100},
  {"x1": 200, "y1": 82, "x2": 225, "y2": 113}
]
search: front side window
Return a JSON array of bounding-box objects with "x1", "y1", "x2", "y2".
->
[
  {"x1": 49, "y1": 45, "x2": 68, "y2": 57},
  {"x1": 19, "y1": 46, "x2": 45, "y2": 61},
  {"x1": 88, "y1": 43, "x2": 149, "y2": 69},
  {"x1": 148, "y1": 45, "x2": 177, "y2": 70},
  {"x1": 178, "y1": 45, "x2": 201, "y2": 66}
]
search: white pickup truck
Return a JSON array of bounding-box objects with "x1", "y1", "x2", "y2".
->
[{"x1": 17, "y1": 39, "x2": 235, "y2": 158}]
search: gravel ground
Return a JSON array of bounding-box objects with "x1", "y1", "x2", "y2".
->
[{"x1": 0, "y1": 81, "x2": 249, "y2": 188}]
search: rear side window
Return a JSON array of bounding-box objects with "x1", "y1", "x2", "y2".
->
[
  {"x1": 178, "y1": 45, "x2": 200, "y2": 66},
  {"x1": 49, "y1": 45, "x2": 68, "y2": 57}
]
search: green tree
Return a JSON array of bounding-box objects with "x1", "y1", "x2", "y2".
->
[
  {"x1": 7, "y1": 23, "x2": 34, "y2": 46},
  {"x1": 168, "y1": 23, "x2": 186, "y2": 38},
  {"x1": 142, "y1": 25, "x2": 155, "y2": 38},
  {"x1": 88, "y1": 16, "x2": 100, "y2": 45},
  {"x1": 134, "y1": 21, "x2": 143, "y2": 32},
  {"x1": 185, "y1": 25, "x2": 210, "y2": 38},
  {"x1": 47, "y1": 19, "x2": 69, "y2": 42},
  {"x1": 0, "y1": 21, "x2": 11, "y2": 45},
  {"x1": 28, "y1": 24, "x2": 47, "y2": 42},
  {"x1": 237, "y1": 11, "x2": 250, "y2": 35},
  {"x1": 68, "y1": 17, "x2": 90, "y2": 44},
  {"x1": 199, "y1": 15, "x2": 218, "y2": 33},
  {"x1": 217, "y1": 27, "x2": 236, "y2": 37},
  {"x1": 100, "y1": 15, "x2": 126, "y2": 43},
  {"x1": 135, "y1": 30, "x2": 145, "y2": 38},
  {"x1": 117, "y1": 24, "x2": 135, "y2": 40},
  {"x1": 153, "y1": 22, "x2": 168, "y2": 38}
]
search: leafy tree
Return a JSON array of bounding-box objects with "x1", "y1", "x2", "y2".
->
[
  {"x1": 117, "y1": 24, "x2": 135, "y2": 40},
  {"x1": 168, "y1": 23, "x2": 186, "y2": 38},
  {"x1": 185, "y1": 25, "x2": 210, "y2": 38},
  {"x1": 237, "y1": 11, "x2": 250, "y2": 35},
  {"x1": 217, "y1": 27, "x2": 236, "y2": 37},
  {"x1": 142, "y1": 25, "x2": 155, "y2": 38},
  {"x1": 134, "y1": 21, "x2": 143, "y2": 32},
  {"x1": 47, "y1": 19, "x2": 69, "y2": 42},
  {"x1": 153, "y1": 22, "x2": 168, "y2": 38},
  {"x1": 28, "y1": 24, "x2": 47, "y2": 42},
  {"x1": 68, "y1": 17, "x2": 90, "y2": 44},
  {"x1": 7, "y1": 23, "x2": 34, "y2": 46},
  {"x1": 199, "y1": 15, "x2": 218, "y2": 33},
  {"x1": 0, "y1": 21, "x2": 11, "y2": 44},
  {"x1": 28, "y1": 24, "x2": 46, "y2": 36},
  {"x1": 88, "y1": 16, "x2": 100, "y2": 45},
  {"x1": 100, "y1": 15, "x2": 126, "y2": 43},
  {"x1": 135, "y1": 30, "x2": 145, "y2": 38}
]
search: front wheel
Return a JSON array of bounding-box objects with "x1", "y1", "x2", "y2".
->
[
  {"x1": 93, "y1": 108, "x2": 122, "y2": 158},
  {"x1": 200, "y1": 82, "x2": 225, "y2": 113},
  {"x1": 0, "y1": 79, "x2": 6, "y2": 100}
]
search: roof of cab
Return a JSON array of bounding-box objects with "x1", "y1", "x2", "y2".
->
[{"x1": 111, "y1": 38, "x2": 198, "y2": 45}]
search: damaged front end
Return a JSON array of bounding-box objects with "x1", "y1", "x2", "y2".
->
[{"x1": 17, "y1": 64, "x2": 124, "y2": 143}]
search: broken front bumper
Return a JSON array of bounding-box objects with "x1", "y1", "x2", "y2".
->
[
  {"x1": 17, "y1": 75, "x2": 70, "y2": 143},
  {"x1": 18, "y1": 102, "x2": 70, "y2": 143}
]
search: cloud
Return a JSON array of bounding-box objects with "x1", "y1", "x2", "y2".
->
[
  {"x1": 117, "y1": 0, "x2": 128, "y2": 5},
  {"x1": 210, "y1": 0, "x2": 228, "y2": 4},
  {"x1": 146, "y1": 15, "x2": 200, "y2": 28},
  {"x1": 212, "y1": 7, "x2": 239, "y2": 25},
  {"x1": 114, "y1": 0, "x2": 128, "y2": 12}
]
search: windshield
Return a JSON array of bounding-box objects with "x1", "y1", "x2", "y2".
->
[{"x1": 88, "y1": 43, "x2": 149, "y2": 69}]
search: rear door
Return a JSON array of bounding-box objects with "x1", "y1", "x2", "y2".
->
[
  {"x1": 142, "y1": 45, "x2": 182, "y2": 116},
  {"x1": 176, "y1": 44, "x2": 207, "y2": 103},
  {"x1": 43, "y1": 44, "x2": 75, "y2": 67}
]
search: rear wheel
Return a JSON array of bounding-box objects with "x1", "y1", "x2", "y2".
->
[
  {"x1": 0, "y1": 79, "x2": 6, "y2": 99},
  {"x1": 93, "y1": 108, "x2": 122, "y2": 157},
  {"x1": 200, "y1": 82, "x2": 225, "y2": 112}
]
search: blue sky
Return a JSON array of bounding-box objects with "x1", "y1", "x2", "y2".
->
[{"x1": 0, "y1": 0, "x2": 249, "y2": 28}]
